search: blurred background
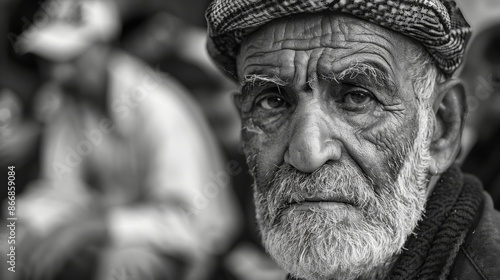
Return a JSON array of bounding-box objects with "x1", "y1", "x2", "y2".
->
[{"x1": 0, "y1": 0, "x2": 498, "y2": 280}]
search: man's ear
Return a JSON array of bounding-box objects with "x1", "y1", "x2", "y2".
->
[{"x1": 429, "y1": 78, "x2": 466, "y2": 175}]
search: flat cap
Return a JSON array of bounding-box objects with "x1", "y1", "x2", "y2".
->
[{"x1": 206, "y1": 0, "x2": 471, "y2": 79}]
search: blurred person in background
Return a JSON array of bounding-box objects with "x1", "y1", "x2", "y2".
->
[
  {"x1": 120, "y1": 11, "x2": 242, "y2": 150},
  {"x1": 3, "y1": 0, "x2": 241, "y2": 280}
]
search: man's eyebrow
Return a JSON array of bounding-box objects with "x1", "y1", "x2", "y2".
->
[
  {"x1": 240, "y1": 74, "x2": 288, "y2": 91},
  {"x1": 320, "y1": 62, "x2": 396, "y2": 91}
]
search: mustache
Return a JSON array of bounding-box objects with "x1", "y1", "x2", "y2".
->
[{"x1": 260, "y1": 161, "x2": 379, "y2": 223}]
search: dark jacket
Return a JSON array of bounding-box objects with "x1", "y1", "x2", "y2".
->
[
  {"x1": 449, "y1": 192, "x2": 500, "y2": 279},
  {"x1": 287, "y1": 167, "x2": 500, "y2": 280}
]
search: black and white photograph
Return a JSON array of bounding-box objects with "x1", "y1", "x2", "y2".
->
[{"x1": 1, "y1": 0, "x2": 499, "y2": 279}]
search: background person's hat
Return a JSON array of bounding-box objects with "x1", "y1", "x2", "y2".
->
[
  {"x1": 206, "y1": 0, "x2": 472, "y2": 79},
  {"x1": 17, "y1": 0, "x2": 120, "y2": 62}
]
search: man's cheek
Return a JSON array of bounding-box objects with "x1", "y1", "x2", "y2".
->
[
  {"x1": 241, "y1": 120, "x2": 267, "y2": 173},
  {"x1": 241, "y1": 123, "x2": 285, "y2": 186},
  {"x1": 359, "y1": 124, "x2": 414, "y2": 185}
]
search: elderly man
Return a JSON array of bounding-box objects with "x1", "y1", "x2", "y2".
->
[{"x1": 206, "y1": 1, "x2": 500, "y2": 280}]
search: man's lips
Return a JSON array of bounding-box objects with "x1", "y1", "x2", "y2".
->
[
  {"x1": 286, "y1": 196, "x2": 356, "y2": 207},
  {"x1": 279, "y1": 196, "x2": 356, "y2": 212},
  {"x1": 276, "y1": 197, "x2": 362, "y2": 223},
  {"x1": 289, "y1": 201, "x2": 354, "y2": 212}
]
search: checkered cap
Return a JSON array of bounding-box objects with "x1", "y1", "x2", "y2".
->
[{"x1": 206, "y1": 0, "x2": 471, "y2": 79}]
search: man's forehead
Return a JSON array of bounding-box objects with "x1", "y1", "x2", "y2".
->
[{"x1": 237, "y1": 13, "x2": 411, "y2": 81}]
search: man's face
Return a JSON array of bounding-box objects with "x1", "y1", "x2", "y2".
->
[{"x1": 236, "y1": 13, "x2": 433, "y2": 280}]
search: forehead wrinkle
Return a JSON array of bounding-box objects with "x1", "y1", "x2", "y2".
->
[
  {"x1": 354, "y1": 32, "x2": 397, "y2": 51},
  {"x1": 336, "y1": 19, "x2": 411, "y2": 78},
  {"x1": 352, "y1": 42, "x2": 398, "y2": 76},
  {"x1": 320, "y1": 34, "x2": 399, "y2": 78},
  {"x1": 242, "y1": 20, "x2": 359, "y2": 54},
  {"x1": 239, "y1": 51, "x2": 288, "y2": 81},
  {"x1": 238, "y1": 14, "x2": 407, "y2": 88},
  {"x1": 329, "y1": 13, "x2": 348, "y2": 43},
  {"x1": 269, "y1": 14, "x2": 345, "y2": 50},
  {"x1": 241, "y1": 36, "x2": 400, "y2": 81},
  {"x1": 334, "y1": 13, "x2": 399, "y2": 50},
  {"x1": 292, "y1": 51, "x2": 311, "y2": 90},
  {"x1": 240, "y1": 46, "x2": 353, "y2": 78},
  {"x1": 307, "y1": 48, "x2": 324, "y2": 89},
  {"x1": 240, "y1": 49, "x2": 298, "y2": 84}
]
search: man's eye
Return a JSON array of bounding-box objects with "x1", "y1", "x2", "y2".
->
[
  {"x1": 258, "y1": 96, "x2": 289, "y2": 110},
  {"x1": 340, "y1": 91, "x2": 374, "y2": 111},
  {"x1": 344, "y1": 92, "x2": 372, "y2": 105}
]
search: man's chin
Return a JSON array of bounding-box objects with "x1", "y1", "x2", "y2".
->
[{"x1": 259, "y1": 210, "x2": 398, "y2": 280}]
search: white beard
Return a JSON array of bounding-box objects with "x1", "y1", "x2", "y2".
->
[{"x1": 253, "y1": 107, "x2": 433, "y2": 280}]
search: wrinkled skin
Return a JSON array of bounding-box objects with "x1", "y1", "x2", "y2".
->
[
  {"x1": 236, "y1": 13, "x2": 420, "y2": 194},
  {"x1": 234, "y1": 12, "x2": 466, "y2": 280}
]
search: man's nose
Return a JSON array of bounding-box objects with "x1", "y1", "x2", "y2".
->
[{"x1": 284, "y1": 110, "x2": 341, "y2": 173}]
